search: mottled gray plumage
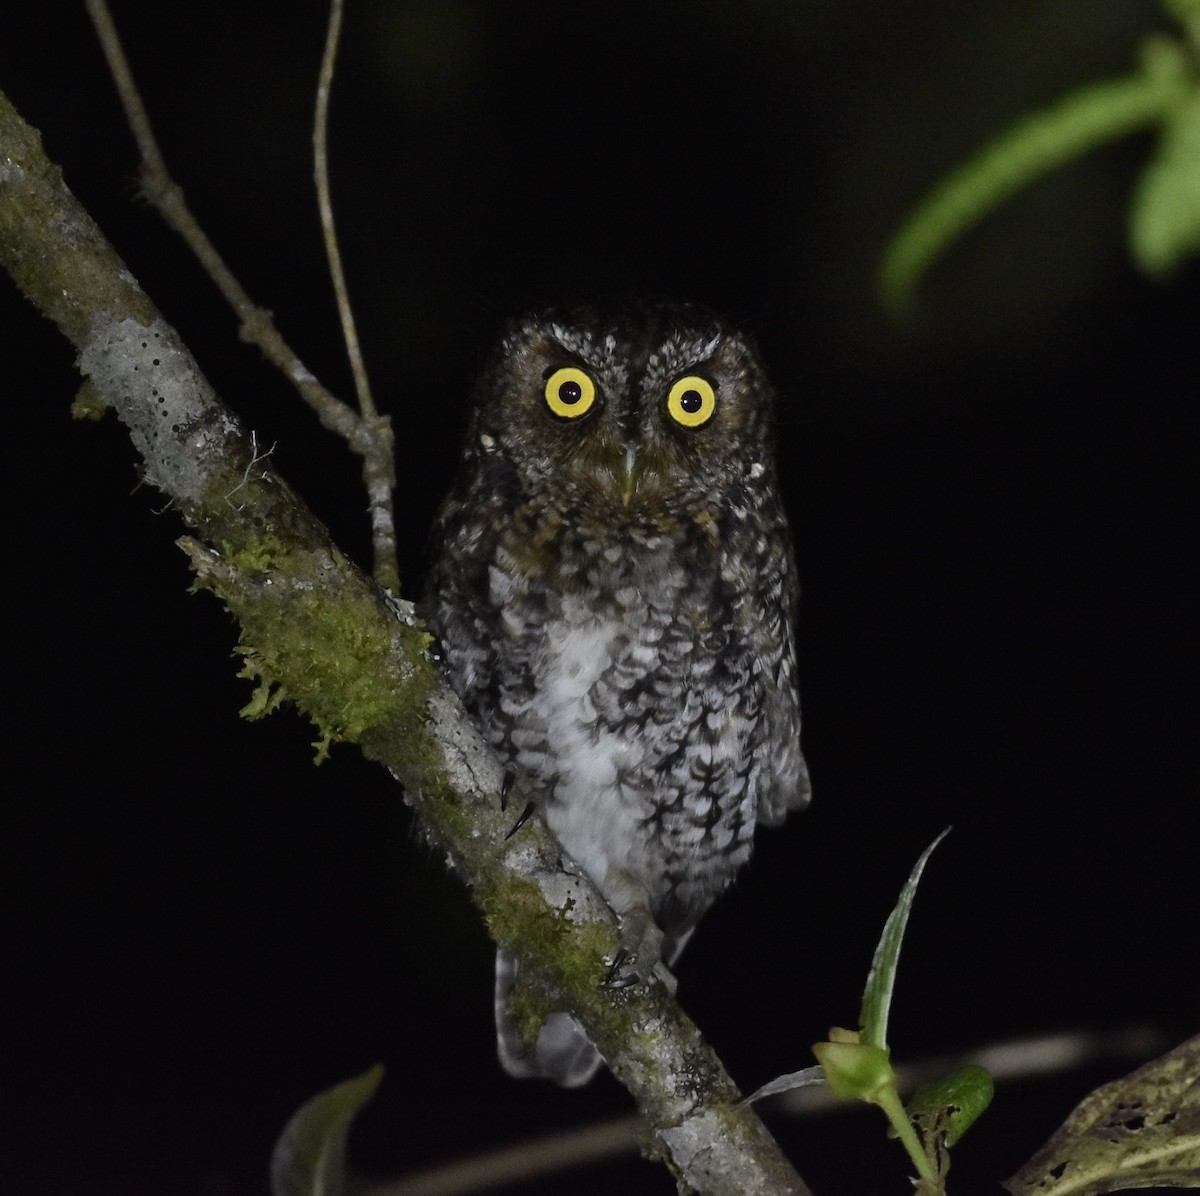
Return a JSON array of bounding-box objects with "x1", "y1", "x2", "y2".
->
[{"x1": 423, "y1": 302, "x2": 810, "y2": 1085}]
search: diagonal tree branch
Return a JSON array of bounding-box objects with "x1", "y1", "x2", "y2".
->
[{"x1": 0, "y1": 90, "x2": 811, "y2": 1196}]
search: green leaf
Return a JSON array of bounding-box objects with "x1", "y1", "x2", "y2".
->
[
  {"x1": 859, "y1": 827, "x2": 950, "y2": 1049},
  {"x1": 880, "y1": 68, "x2": 1185, "y2": 312},
  {"x1": 270, "y1": 1064, "x2": 385, "y2": 1196},
  {"x1": 1130, "y1": 90, "x2": 1200, "y2": 276},
  {"x1": 1005, "y1": 1033, "x2": 1200, "y2": 1196},
  {"x1": 909, "y1": 1064, "x2": 995, "y2": 1149}
]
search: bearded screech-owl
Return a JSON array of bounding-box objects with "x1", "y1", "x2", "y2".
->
[{"x1": 422, "y1": 302, "x2": 810, "y2": 1086}]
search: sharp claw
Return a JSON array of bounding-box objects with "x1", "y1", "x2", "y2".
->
[
  {"x1": 500, "y1": 767, "x2": 516, "y2": 812},
  {"x1": 603, "y1": 948, "x2": 645, "y2": 990},
  {"x1": 504, "y1": 799, "x2": 536, "y2": 840},
  {"x1": 601, "y1": 906, "x2": 664, "y2": 990},
  {"x1": 604, "y1": 948, "x2": 630, "y2": 987}
]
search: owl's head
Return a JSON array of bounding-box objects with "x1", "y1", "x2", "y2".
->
[{"x1": 463, "y1": 302, "x2": 780, "y2": 522}]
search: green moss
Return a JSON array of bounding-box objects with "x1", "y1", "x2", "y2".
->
[
  {"x1": 483, "y1": 875, "x2": 602, "y2": 980},
  {"x1": 235, "y1": 647, "x2": 288, "y2": 719},
  {"x1": 71, "y1": 379, "x2": 109, "y2": 421},
  {"x1": 195, "y1": 534, "x2": 440, "y2": 765},
  {"x1": 0, "y1": 95, "x2": 159, "y2": 343},
  {"x1": 414, "y1": 770, "x2": 473, "y2": 840},
  {"x1": 480, "y1": 871, "x2": 625, "y2": 1045},
  {"x1": 225, "y1": 535, "x2": 281, "y2": 577},
  {"x1": 500, "y1": 972, "x2": 550, "y2": 1043}
]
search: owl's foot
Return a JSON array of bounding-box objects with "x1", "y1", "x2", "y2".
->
[{"x1": 603, "y1": 908, "x2": 666, "y2": 990}]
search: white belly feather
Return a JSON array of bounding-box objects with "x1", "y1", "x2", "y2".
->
[{"x1": 534, "y1": 605, "x2": 655, "y2": 909}]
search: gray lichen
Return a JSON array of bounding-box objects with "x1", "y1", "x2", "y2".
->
[{"x1": 78, "y1": 314, "x2": 239, "y2": 503}]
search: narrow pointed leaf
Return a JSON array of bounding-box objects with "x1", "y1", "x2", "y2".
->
[
  {"x1": 1130, "y1": 90, "x2": 1200, "y2": 276},
  {"x1": 859, "y1": 827, "x2": 950, "y2": 1049},
  {"x1": 741, "y1": 1065, "x2": 827, "y2": 1106},
  {"x1": 271, "y1": 1064, "x2": 385, "y2": 1196},
  {"x1": 1005, "y1": 1033, "x2": 1200, "y2": 1195}
]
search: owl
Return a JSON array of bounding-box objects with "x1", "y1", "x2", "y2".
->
[{"x1": 422, "y1": 301, "x2": 810, "y2": 1086}]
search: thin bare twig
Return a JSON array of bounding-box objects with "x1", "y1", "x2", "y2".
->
[
  {"x1": 83, "y1": 0, "x2": 400, "y2": 593},
  {"x1": 314, "y1": 0, "x2": 375, "y2": 423},
  {"x1": 313, "y1": 0, "x2": 400, "y2": 593},
  {"x1": 366, "y1": 1115, "x2": 642, "y2": 1196}
]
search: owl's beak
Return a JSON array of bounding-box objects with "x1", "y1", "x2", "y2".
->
[{"x1": 616, "y1": 443, "x2": 640, "y2": 506}]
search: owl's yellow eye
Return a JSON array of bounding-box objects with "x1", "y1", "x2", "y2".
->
[
  {"x1": 543, "y1": 366, "x2": 597, "y2": 419},
  {"x1": 666, "y1": 376, "x2": 717, "y2": 428}
]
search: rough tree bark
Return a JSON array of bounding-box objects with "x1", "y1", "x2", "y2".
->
[{"x1": 0, "y1": 90, "x2": 812, "y2": 1196}]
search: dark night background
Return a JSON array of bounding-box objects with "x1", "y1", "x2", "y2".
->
[{"x1": 3, "y1": 2, "x2": 1196, "y2": 1193}]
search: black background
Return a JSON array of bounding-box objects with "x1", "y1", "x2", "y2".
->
[{"x1": 3, "y1": 2, "x2": 1196, "y2": 1193}]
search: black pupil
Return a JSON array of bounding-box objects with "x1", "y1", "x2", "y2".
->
[
  {"x1": 558, "y1": 380, "x2": 583, "y2": 405},
  {"x1": 680, "y1": 389, "x2": 704, "y2": 413}
]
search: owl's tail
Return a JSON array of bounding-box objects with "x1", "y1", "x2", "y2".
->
[{"x1": 495, "y1": 948, "x2": 603, "y2": 1087}]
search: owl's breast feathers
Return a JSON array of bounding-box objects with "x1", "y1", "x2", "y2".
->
[{"x1": 426, "y1": 479, "x2": 808, "y2": 935}]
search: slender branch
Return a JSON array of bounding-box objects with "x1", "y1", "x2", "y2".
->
[
  {"x1": 313, "y1": 0, "x2": 400, "y2": 592},
  {"x1": 82, "y1": 0, "x2": 400, "y2": 593},
  {"x1": 315, "y1": 0, "x2": 376, "y2": 423},
  {"x1": 368, "y1": 1114, "x2": 641, "y2": 1196},
  {"x1": 0, "y1": 91, "x2": 811, "y2": 1196},
  {"x1": 366, "y1": 1025, "x2": 1172, "y2": 1196}
]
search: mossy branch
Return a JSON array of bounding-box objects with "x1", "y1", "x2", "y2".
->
[{"x1": 0, "y1": 89, "x2": 810, "y2": 1196}]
